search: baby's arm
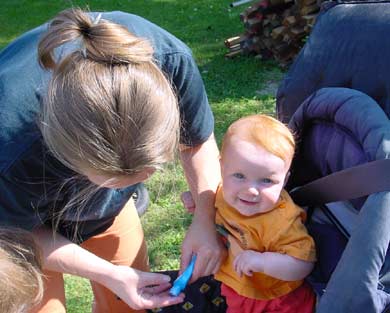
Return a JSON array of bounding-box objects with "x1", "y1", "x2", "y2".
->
[{"x1": 233, "y1": 250, "x2": 314, "y2": 281}]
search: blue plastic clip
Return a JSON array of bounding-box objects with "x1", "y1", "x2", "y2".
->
[{"x1": 169, "y1": 255, "x2": 197, "y2": 296}]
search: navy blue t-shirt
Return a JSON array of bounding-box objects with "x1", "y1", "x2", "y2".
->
[{"x1": 0, "y1": 11, "x2": 214, "y2": 242}]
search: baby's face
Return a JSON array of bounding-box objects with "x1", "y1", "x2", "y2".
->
[{"x1": 220, "y1": 138, "x2": 290, "y2": 216}]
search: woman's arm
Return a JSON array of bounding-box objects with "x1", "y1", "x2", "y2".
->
[
  {"x1": 234, "y1": 250, "x2": 314, "y2": 281},
  {"x1": 32, "y1": 226, "x2": 184, "y2": 310},
  {"x1": 179, "y1": 133, "x2": 225, "y2": 282}
]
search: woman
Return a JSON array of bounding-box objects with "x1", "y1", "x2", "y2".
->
[{"x1": 0, "y1": 8, "x2": 223, "y2": 312}]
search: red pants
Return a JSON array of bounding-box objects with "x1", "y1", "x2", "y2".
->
[
  {"x1": 221, "y1": 282, "x2": 316, "y2": 313},
  {"x1": 32, "y1": 199, "x2": 148, "y2": 313}
]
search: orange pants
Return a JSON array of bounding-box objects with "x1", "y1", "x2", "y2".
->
[{"x1": 33, "y1": 199, "x2": 148, "y2": 313}]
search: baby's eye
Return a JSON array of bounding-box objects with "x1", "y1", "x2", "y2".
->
[
  {"x1": 262, "y1": 178, "x2": 273, "y2": 184},
  {"x1": 233, "y1": 173, "x2": 245, "y2": 179}
]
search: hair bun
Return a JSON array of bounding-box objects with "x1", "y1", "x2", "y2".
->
[{"x1": 38, "y1": 8, "x2": 154, "y2": 69}]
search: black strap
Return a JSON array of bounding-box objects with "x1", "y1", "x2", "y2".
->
[{"x1": 290, "y1": 159, "x2": 390, "y2": 207}]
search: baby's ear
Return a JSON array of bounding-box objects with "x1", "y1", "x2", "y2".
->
[{"x1": 283, "y1": 171, "x2": 291, "y2": 187}]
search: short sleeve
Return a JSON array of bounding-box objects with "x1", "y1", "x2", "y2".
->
[
  {"x1": 162, "y1": 53, "x2": 214, "y2": 146},
  {"x1": 268, "y1": 208, "x2": 317, "y2": 262}
]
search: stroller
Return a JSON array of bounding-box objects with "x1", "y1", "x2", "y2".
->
[
  {"x1": 277, "y1": 1, "x2": 390, "y2": 312},
  {"x1": 149, "y1": 1, "x2": 390, "y2": 312},
  {"x1": 283, "y1": 88, "x2": 390, "y2": 313}
]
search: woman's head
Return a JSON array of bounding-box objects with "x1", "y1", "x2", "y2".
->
[
  {"x1": 38, "y1": 8, "x2": 180, "y2": 183},
  {"x1": 0, "y1": 227, "x2": 43, "y2": 313}
]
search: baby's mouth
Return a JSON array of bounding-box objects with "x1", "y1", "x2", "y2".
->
[{"x1": 239, "y1": 198, "x2": 258, "y2": 206}]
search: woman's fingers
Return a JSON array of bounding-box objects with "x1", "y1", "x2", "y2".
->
[
  {"x1": 139, "y1": 290, "x2": 184, "y2": 309},
  {"x1": 180, "y1": 191, "x2": 196, "y2": 213},
  {"x1": 138, "y1": 271, "x2": 172, "y2": 288},
  {"x1": 143, "y1": 282, "x2": 171, "y2": 294},
  {"x1": 139, "y1": 286, "x2": 184, "y2": 309}
]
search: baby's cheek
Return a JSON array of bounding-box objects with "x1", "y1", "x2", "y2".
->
[{"x1": 261, "y1": 189, "x2": 281, "y2": 207}]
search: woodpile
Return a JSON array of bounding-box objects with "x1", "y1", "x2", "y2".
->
[{"x1": 225, "y1": 0, "x2": 326, "y2": 66}]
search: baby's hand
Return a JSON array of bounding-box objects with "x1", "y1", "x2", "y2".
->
[{"x1": 233, "y1": 250, "x2": 264, "y2": 277}]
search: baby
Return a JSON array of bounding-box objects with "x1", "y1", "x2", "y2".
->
[{"x1": 215, "y1": 114, "x2": 316, "y2": 313}]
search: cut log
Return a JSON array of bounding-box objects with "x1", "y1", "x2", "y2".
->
[
  {"x1": 225, "y1": 48, "x2": 244, "y2": 58},
  {"x1": 224, "y1": 34, "x2": 248, "y2": 48},
  {"x1": 224, "y1": 0, "x2": 327, "y2": 65}
]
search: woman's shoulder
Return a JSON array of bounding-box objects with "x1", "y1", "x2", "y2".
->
[
  {"x1": 0, "y1": 25, "x2": 51, "y2": 173},
  {"x1": 102, "y1": 11, "x2": 192, "y2": 58}
]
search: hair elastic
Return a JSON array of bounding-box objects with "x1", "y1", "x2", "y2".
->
[
  {"x1": 81, "y1": 46, "x2": 87, "y2": 58},
  {"x1": 93, "y1": 13, "x2": 102, "y2": 25}
]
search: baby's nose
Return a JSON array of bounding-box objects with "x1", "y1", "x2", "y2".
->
[{"x1": 247, "y1": 186, "x2": 259, "y2": 196}]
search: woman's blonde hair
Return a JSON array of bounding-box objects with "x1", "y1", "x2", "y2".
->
[
  {"x1": 0, "y1": 227, "x2": 43, "y2": 313},
  {"x1": 38, "y1": 8, "x2": 180, "y2": 176},
  {"x1": 221, "y1": 114, "x2": 295, "y2": 164}
]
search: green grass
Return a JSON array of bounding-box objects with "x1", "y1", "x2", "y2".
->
[
  {"x1": 63, "y1": 274, "x2": 94, "y2": 311},
  {"x1": 1, "y1": 1, "x2": 283, "y2": 311},
  {"x1": 143, "y1": 162, "x2": 191, "y2": 271}
]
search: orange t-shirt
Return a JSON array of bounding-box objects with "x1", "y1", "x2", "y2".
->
[{"x1": 215, "y1": 188, "x2": 316, "y2": 300}]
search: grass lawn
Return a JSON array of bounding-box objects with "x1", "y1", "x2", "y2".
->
[{"x1": 1, "y1": 1, "x2": 283, "y2": 311}]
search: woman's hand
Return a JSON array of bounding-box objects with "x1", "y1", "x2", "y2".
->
[
  {"x1": 33, "y1": 226, "x2": 184, "y2": 310},
  {"x1": 180, "y1": 213, "x2": 226, "y2": 282},
  {"x1": 104, "y1": 266, "x2": 185, "y2": 310}
]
